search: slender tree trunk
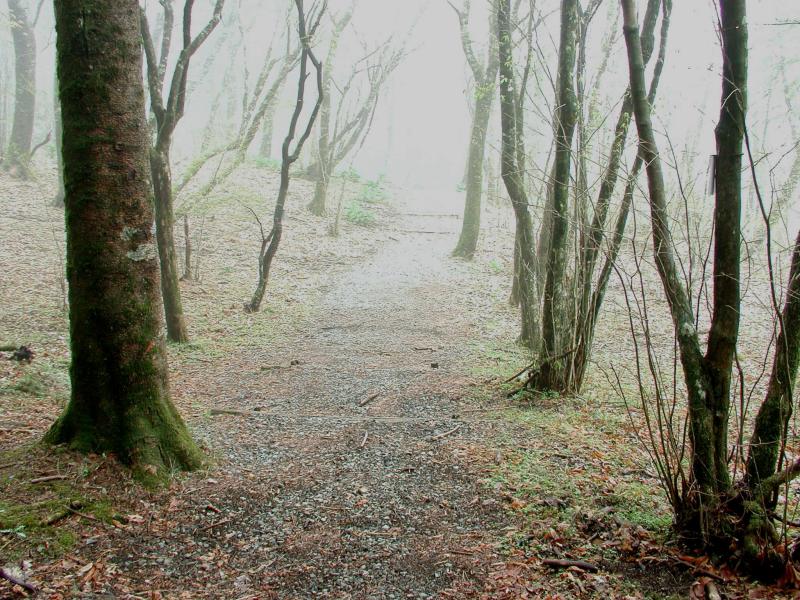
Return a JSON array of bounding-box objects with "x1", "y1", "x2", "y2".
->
[
  {"x1": 746, "y1": 229, "x2": 800, "y2": 490},
  {"x1": 569, "y1": 0, "x2": 665, "y2": 391},
  {"x1": 704, "y1": 0, "x2": 747, "y2": 494},
  {"x1": 622, "y1": 0, "x2": 750, "y2": 547},
  {"x1": 453, "y1": 89, "x2": 495, "y2": 258},
  {"x1": 308, "y1": 80, "x2": 331, "y2": 216},
  {"x1": 46, "y1": 0, "x2": 202, "y2": 478},
  {"x1": 307, "y1": 9, "x2": 351, "y2": 216},
  {"x1": 536, "y1": 0, "x2": 579, "y2": 390},
  {"x1": 247, "y1": 170, "x2": 288, "y2": 312},
  {"x1": 3, "y1": 0, "x2": 36, "y2": 178},
  {"x1": 151, "y1": 146, "x2": 189, "y2": 342},
  {"x1": 498, "y1": 0, "x2": 538, "y2": 349},
  {"x1": 247, "y1": 0, "x2": 323, "y2": 312},
  {"x1": 141, "y1": 0, "x2": 224, "y2": 343}
]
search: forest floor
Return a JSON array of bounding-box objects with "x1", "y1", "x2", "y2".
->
[{"x1": 0, "y1": 166, "x2": 796, "y2": 599}]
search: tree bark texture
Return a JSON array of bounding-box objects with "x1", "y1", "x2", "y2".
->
[
  {"x1": 453, "y1": 1, "x2": 499, "y2": 258},
  {"x1": 498, "y1": 0, "x2": 539, "y2": 348},
  {"x1": 536, "y1": 0, "x2": 579, "y2": 390},
  {"x1": 247, "y1": 0, "x2": 323, "y2": 313},
  {"x1": 308, "y1": 8, "x2": 352, "y2": 216},
  {"x1": 46, "y1": 0, "x2": 202, "y2": 477},
  {"x1": 141, "y1": 0, "x2": 224, "y2": 343},
  {"x1": 569, "y1": 0, "x2": 665, "y2": 391}
]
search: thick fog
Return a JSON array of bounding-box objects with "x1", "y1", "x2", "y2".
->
[{"x1": 1, "y1": 1, "x2": 798, "y2": 204}]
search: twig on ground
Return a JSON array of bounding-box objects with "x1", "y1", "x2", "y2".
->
[
  {"x1": 0, "y1": 567, "x2": 37, "y2": 593},
  {"x1": 541, "y1": 558, "x2": 599, "y2": 572},
  {"x1": 431, "y1": 424, "x2": 462, "y2": 442},
  {"x1": 30, "y1": 474, "x2": 68, "y2": 484},
  {"x1": 210, "y1": 408, "x2": 249, "y2": 417},
  {"x1": 359, "y1": 431, "x2": 369, "y2": 448},
  {"x1": 359, "y1": 393, "x2": 380, "y2": 407},
  {"x1": 200, "y1": 518, "x2": 231, "y2": 532}
]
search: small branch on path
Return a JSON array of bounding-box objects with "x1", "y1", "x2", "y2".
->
[
  {"x1": 30, "y1": 474, "x2": 68, "y2": 484},
  {"x1": 359, "y1": 431, "x2": 369, "y2": 449},
  {"x1": 205, "y1": 503, "x2": 222, "y2": 514},
  {"x1": 430, "y1": 424, "x2": 462, "y2": 442},
  {"x1": 0, "y1": 567, "x2": 37, "y2": 594},
  {"x1": 210, "y1": 408, "x2": 249, "y2": 417},
  {"x1": 541, "y1": 558, "x2": 599, "y2": 572},
  {"x1": 359, "y1": 393, "x2": 380, "y2": 407},
  {"x1": 200, "y1": 518, "x2": 231, "y2": 532}
]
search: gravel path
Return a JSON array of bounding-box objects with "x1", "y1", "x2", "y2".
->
[{"x1": 139, "y1": 189, "x2": 516, "y2": 598}]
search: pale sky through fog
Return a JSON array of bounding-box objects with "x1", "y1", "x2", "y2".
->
[
  {"x1": 323, "y1": 0, "x2": 798, "y2": 192},
  {"x1": 119, "y1": 0, "x2": 798, "y2": 196}
]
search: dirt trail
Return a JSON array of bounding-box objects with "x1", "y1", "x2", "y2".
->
[{"x1": 151, "y1": 189, "x2": 514, "y2": 598}]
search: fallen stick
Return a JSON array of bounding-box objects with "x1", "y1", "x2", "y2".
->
[
  {"x1": 504, "y1": 348, "x2": 578, "y2": 385},
  {"x1": 359, "y1": 431, "x2": 369, "y2": 449},
  {"x1": 541, "y1": 558, "x2": 599, "y2": 573},
  {"x1": 671, "y1": 558, "x2": 725, "y2": 582},
  {"x1": 200, "y1": 518, "x2": 231, "y2": 532},
  {"x1": 431, "y1": 424, "x2": 462, "y2": 442},
  {"x1": 66, "y1": 506, "x2": 102, "y2": 523},
  {"x1": 210, "y1": 408, "x2": 249, "y2": 417},
  {"x1": 0, "y1": 567, "x2": 37, "y2": 593},
  {"x1": 30, "y1": 475, "x2": 68, "y2": 484},
  {"x1": 359, "y1": 393, "x2": 380, "y2": 407}
]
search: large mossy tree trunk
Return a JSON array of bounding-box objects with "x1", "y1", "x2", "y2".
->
[
  {"x1": 535, "y1": 0, "x2": 578, "y2": 390},
  {"x1": 46, "y1": 0, "x2": 202, "y2": 478},
  {"x1": 3, "y1": 0, "x2": 35, "y2": 178}
]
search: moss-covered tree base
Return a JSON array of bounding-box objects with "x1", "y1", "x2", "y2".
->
[
  {"x1": 52, "y1": 0, "x2": 203, "y2": 484},
  {"x1": 672, "y1": 492, "x2": 788, "y2": 582},
  {"x1": 45, "y1": 398, "x2": 203, "y2": 482}
]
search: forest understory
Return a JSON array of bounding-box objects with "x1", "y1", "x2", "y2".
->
[{"x1": 1, "y1": 164, "x2": 797, "y2": 599}]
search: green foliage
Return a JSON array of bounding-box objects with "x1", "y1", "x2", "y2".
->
[
  {"x1": 337, "y1": 166, "x2": 361, "y2": 182},
  {"x1": 0, "y1": 491, "x2": 114, "y2": 560},
  {"x1": 357, "y1": 176, "x2": 389, "y2": 204},
  {"x1": 344, "y1": 200, "x2": 376, "y2": 227}
]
